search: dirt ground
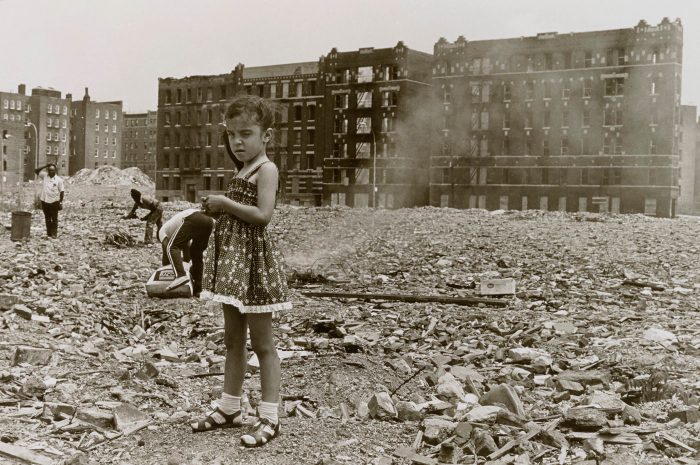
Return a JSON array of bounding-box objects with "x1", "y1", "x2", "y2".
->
[{"x1": 0, "y1": 184, "x2": 699, "y2": 465}]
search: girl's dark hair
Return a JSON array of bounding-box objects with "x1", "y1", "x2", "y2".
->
[
  {"x1": 130, "y1": 189, "x2": 142, "y2": 201},
  {"x1": 225, "y1": 95, "x2": 275, "y2": 129},
  {"x1": 222, "y1": 95, "x2": 279, "y2": 170}
]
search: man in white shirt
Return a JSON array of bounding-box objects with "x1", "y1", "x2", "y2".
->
[
  {"x1": 158, "y1": 208, "x2": 214, "y2": 297},
  {"x1": 34, "y1": 163, "x2": 65, "y2": 238}
]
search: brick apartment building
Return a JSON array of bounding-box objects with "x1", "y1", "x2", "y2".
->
[
  {"x1": 678, "y1": 105, "x2": 697, "y2": 214},
  {"x1": 321, "y1": 42, "x2": 433, "y2": 208},
  {"x1": 0, "y1": 84, "x2": 72, "y2": 184},
  {"x1": 70, "y1": 88, "x2": 123, "y2": 174},
  {"x1": 122, "y1": 111, "x2": 157, "y2": 179},
  {"x1": 430, "y1": 18, "x2": 684, "y2": 217},
  {"x1": 156, "y1": 62, "x2": 325, "y2": 204}
]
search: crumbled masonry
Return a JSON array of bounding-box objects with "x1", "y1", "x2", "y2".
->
[{"x1": 0, "y1": 183, "x2": 699, "y2": 464}]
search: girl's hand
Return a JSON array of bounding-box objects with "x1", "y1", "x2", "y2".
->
[{"x1": 203, "y1": 195, "x2": 229, "y2": 213}]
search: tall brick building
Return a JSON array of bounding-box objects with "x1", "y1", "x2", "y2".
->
[
  {"x1": 1, "y1": 84, "x2": 72, "y2": 185},
  {"x1": 430, "y1": 18, "x2": 684, "y2": 217},
  {"x1": 321, "y1": 42, "x2": 434, "y2": 208},
  {"x1": 122, "y1": 111, "x2": 157, "y2": 179},
  {"x1": 70, "y1": 88, "x2": 123, "y2": 174},
  {"x1": 678, "y1": 105, "x2": 697, "y2": 214},
  {"x1": 156, "y1": 62, "x2": 324, "y2": 204}
]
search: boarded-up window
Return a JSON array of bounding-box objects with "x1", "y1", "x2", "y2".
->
[
  {"x1": 356, "y1": 117, "x2": 371, "y2": 133},
  {"x1": 355, "y1": 142, "x2": 370, "y2": 159},
  {"x1": 356, "y1": 91, "x2": 372, "y2": 108},
  {"x1": 357, "y1": 66, "x2": 373, "y2": 83}
]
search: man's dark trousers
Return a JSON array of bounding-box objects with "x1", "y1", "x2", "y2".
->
[
  {"x1": 41, "y1": 201, "x2": 60, "y2": 237},
  {"x1": 161, "y1": 212, "x2": 213, "y2": 295}
]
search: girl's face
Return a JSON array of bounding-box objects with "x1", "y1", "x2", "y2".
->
[{"x1": 225, "y1": 114, "x2": 271, "y2": 163}]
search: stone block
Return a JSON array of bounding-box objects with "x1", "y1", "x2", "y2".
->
[{"x1": 12, "y1": 346, "x2": 53, "y2": 366}]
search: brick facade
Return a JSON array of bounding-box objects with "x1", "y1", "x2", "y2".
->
[
  {"x1": 70, "y1": 88, "x2": 123, "y2": 175},
  {"x1": 430, "y1": 18, "x2": 684, "y2": 217},
  {"x1": 122, "y1": 111, "x2": 157, "y2": 179}
]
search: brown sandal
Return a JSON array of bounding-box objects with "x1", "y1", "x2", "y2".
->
[
  {"x1": 240, "y1": 417, "x2": 280, "y2": 447},
  {"x1": 190, "y1": 407, "x2": 242, "y2": 432}
]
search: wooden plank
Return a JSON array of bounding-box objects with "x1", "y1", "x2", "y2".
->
[
  {"x1": 300, "y1": 291, "x2": 509, "y2": 307},
  {"x1": 0, "y1": 442, "x2": 55, "y2": 465},
  {"x1": 488, "y1": 418, "x2": 561, "y2": 460}
]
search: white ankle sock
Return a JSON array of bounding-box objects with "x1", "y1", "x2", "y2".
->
[
  {"x1": 258, "y1": 401, "x2": 279, "y2": 424},
  {"x1": 219, "y1": 393, "x2": 241, "y2": 414}
]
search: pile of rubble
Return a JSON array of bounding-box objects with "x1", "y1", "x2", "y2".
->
[
  {"x1": 68, "y1": 166, "x2": 154, "y2": 187},
  {"x1": 0, "y1": 206, "x2": 698, "y2": 464}
]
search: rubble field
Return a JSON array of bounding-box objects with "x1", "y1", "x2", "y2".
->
[{"x1": 1, "y1": 196, "x2": 699, "y2": 465}]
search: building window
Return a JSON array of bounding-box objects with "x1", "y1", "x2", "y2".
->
[
  {"x1": 383, "y1": 65, "x2": 399, "y2": 80},
  {"x1": 650, "y1": 138, "x2": 657, "y2": 154},
  {"x1": 471, "y1": 84, "x2": 480, "y2": 103},
  {"x1": 502, "y1": 137, "x2": 510, "y2": 155},
  {"x1": 604, "y1": 78, "x2": 624, "y2": 96},
  {"x1": 383, "y1": 91, "x2": 398, "y2": 107},
  {"x1": 282, "y1": 82, "x2": 289, "y2": 98},
  {"x1": 583, "y1": 108, "x2": 591, "y2": 127},
  {"x1": 176, "y1": 89, "x2": 182, "y2": 103},
  {"x1": 308, "y1": 129, "x2": 315, "y2": 145},
  {"x1": 524, "y1": 109, "x2": 533, "y2": 129},
  {"x1": 617, "y1": 48, "x2": 626, "y2": 65},
  {"x1": 503, "y1": 82, "x2": 511, "y2": 101},
  {"x1": 543, "y1": 81, "x2": 552, "y2": 99},
  {"x1": 613, "y1": 168, "x2": 622, "y2": 184},
  {"x1": 294, "y1": 105, "x2": 302, "y2": 121},
  {"x1": 614, "y1": 135, "x2": 623, "y2": 155},
  {"x1": 335, "y1": 94, "x2": 348, "y2": 109},
  {"x1": 562, "y1": 109, "x2": 569, "y2": 127},
  {"x1": 603, "y1": 134, "x2": 611, "y2": 154},
  {"x1": 525, "y1": 81, "x2": 534, "y2": 100},
  {"x1": 650, "y1": 106, "x2": 658, "y2": 125},
  {"x1": 356, "y1": 117, "x2": 371, "y2": 133},
  {"x1": 583, "y1": 79, "x2": 592, "y2": 98},
  {"x1": 525, "y1": 138, "x2": 533, "y2": 156},
  {"x1": 112, "y1": 111, "x2": 117, "y2": 120},
  {"x1": 584, "y1": 51, "x2": 593, "y2": 68},
  {"x1": 543, "y1": 139, "x2": 550, "y2": 156},
  {"x1": 95, "y1": 109, "x2": 100, "y2": 118},
  {"x1": 562, "y1": 81, "x2": 571, "y2": 99},
  {"x1": 561, "y1": 136, "x2": 569, "y2": 155},
  {"x1": 545, "y1": 53, "x2": 553, "y2": 71},
  {"x1": 503, "y1": 110, "x2": 510, "y2": 129},
  {"x1": 543, "y1": 109, "x2": 551, "y2": 128},
  {"x1": 480, "y1": 111, "x2": 489, "y2": 130},
  {"x1": 308, "y1": 105, "x2": 316, "y2": 121},
  {"x1": 651, "y1": 79, "x2": 658, "y2": 95},
  {"x1": 652, "y1": 49, "x2": 658, "y2": 64},
  {"x1": 351, "y1": 65, "x2": 372, "y2": 84},
  {"x1": 356, "y1": 91, "x2": 372, "y2": 108},
  {"x1": 606, "y1": 49, "x2": 614, "y2": 66}
]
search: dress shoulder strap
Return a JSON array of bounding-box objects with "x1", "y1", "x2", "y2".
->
[{"x1": 243, "y1": 160, "x2": 272, "y2": 180}]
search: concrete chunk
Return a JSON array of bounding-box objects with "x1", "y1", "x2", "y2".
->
[
  {"x1": 422, "y1": 417, "x2": 456, "y2": 445},
  {"x1": 480, "y1": 384, "x2": 526, "y2": 417},
  {"x1": 12, "y1": 346, "x2": 53, "y2": 366},
  {"x1": 113, "y1": 403, "x2": 150, "y2": 431},
  {"x1": 555, "y1": 370, "x2": 610, "y2": 388},
  {"x1": 368, "y1": 392, "x2": 397, "y2": 420}
]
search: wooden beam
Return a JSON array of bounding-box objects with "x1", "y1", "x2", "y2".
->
[
  {"x1": 300, "y1": 291, "x2": 510, "y2": 307},
  {"x1": 0, "y1": 442, "x2": 54, "y2": 465}
]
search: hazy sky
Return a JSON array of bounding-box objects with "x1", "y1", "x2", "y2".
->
[{"x1": 1, "y1": 0, "x2": 698, "y2": 113}]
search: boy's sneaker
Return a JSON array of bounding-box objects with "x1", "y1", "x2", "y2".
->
[{"x1": 167, "y1": 275, "x2": 190, "y2": 291}]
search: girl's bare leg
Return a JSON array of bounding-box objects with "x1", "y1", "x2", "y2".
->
[
  {"x1": 222, "y1": 305, "x2": 248, "y2": 396},
  {"x1": 247, "y1": 313, "x2": 280, "y2": 402}
]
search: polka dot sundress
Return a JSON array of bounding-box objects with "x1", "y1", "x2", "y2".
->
[{"x1": 199, "y1": 161, "x2": 292, "y2": 313}]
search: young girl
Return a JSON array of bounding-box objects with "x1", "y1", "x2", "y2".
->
[{"x1": 193, "y1": 95, "x2": 292, "y2": 447}]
